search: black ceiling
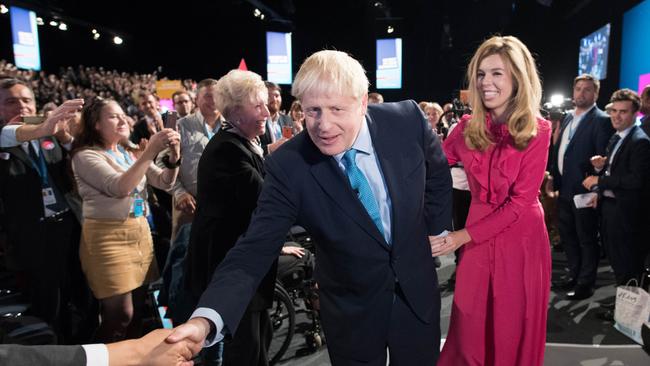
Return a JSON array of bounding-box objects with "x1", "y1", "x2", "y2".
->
[{"x1": 0, "y1": 0, "x2": 645, "y2": 104}]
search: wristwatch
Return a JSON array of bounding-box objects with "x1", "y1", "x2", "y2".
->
[{"x1": 162, "y1": 155, "x2": 181, "y2": 169}]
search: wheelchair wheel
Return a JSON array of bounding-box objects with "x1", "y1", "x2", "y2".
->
[{"x1": 268, "y1": 282, "x2": 296, "y2": 365}]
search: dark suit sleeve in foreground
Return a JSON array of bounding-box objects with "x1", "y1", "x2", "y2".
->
[{"x1": 0, "y1": 344, "x2": 86, "y2": 366}]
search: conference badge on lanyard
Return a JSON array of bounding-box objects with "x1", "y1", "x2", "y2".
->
[{"x1": 132, "y1": 191, "x2": 145, "y2": 218}]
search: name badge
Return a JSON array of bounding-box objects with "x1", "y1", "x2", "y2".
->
[
  {"x1": 133, "y1": 197, "x2": 145, "y2": 217},
  {"x1": 42, "y1": 187, "x2": 57, "y2": 206}
]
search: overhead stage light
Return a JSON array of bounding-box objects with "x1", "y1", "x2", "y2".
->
[
  {"x1": 113, "y1": 36, "x2": 123, "y2": 45},
  {"x1": 550, "y1": 94, "x2": 564, "y2": 107}
]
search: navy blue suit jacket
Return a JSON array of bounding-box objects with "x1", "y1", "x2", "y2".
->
[
  {"x1": 550, "y1": 107, "x2": 614, "y2": 198},
  {"x1": 196, "y1": 100, "x2": 452, "y2": 361}
]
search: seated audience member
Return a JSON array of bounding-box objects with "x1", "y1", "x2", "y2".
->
[{"x1": 71, "y1": 98, "x2": 180, "y2": 342}]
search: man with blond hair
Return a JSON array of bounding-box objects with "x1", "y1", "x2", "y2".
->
[{"x1": 168, "y1": 50, "x2": 451, "y2": 365}]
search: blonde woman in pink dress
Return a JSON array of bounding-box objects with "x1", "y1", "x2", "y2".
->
[{"x1": 430, "y1": 35, "x2": 552, "y2": 365}]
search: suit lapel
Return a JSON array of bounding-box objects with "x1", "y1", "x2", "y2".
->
[
  {"x1": 610, "y1": 126, "x2": 636, "y2": 171},
  {"x1": 309, "y1": 148, "x2": 388, "y2": 250},
  {"x1": 5, "y1": 144, "x2": 33, "y2": 169},
  {"x1": 566, "y1": 108, "x2": 596, "y2": 152}
]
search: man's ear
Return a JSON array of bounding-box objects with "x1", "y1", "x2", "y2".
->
[{"x1": 360, "y1": 93, "x2": 369, "y2": 115}]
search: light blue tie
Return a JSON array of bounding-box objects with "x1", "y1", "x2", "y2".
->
[{"x1": 342, "y1": 149, "x2": 385, "y2": 237}]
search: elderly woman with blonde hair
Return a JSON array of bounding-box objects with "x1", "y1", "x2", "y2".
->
[{"x1": 184, "y1": 69, "x2": 277, "y2": 366}]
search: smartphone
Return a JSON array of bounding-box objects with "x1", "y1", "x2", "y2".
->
[
  {"x1": 282, "y1": 125, "x2": 293, "y2": 139},
  {"x1": 165, "y1": 111, "x2": 178, "y2": 130},
  {"x1": 22, "y1": 116, "x2": 46, "y2": 124}
]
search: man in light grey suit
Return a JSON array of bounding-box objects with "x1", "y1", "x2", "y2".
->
[{"x1": 160, "y1": 78, "x2": 225, "y2": 324}]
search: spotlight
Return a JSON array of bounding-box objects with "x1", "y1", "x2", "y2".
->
[
  {"x1": 0, "y1": 5, "x2": 8, "y2": 14},
  {"x1": 92, "y1": 28, "x2": 97, "y2": 34},
  {"x1": 253, "y1": 8, "x2": 261, "y2": 17},
  {"x1": 36, "y1": 17, "x2": 44, "y2": 25},
  {"x1": 260, "y1": 13, "x2": 265, "y2": 20},
  {"x1": 387, "y1": 25, "x2": 394, "y2": 34},
  {"x1": 550, "y1": 94, "x2": 564, "y2": 107},
  {"x1": 49, "y1": 20, "x2": 58, "y2": 27},
  {"x1": 113, "y1": 36, "x2": 123, "y2": 45},
  {"x1": 93, "y1": 33, "x2": 100, "y2": 40},
  {"x1": 58, "y1": 22, "x2": 67, "y2": 31}
]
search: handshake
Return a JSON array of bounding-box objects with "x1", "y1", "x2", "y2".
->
[{"x1": 108, "y1": 318, "x2": 213, "y2": 366}]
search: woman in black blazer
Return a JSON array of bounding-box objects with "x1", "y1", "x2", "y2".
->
[{"x1": 184, "y1": 69, "x2": 276, "y2": 366}]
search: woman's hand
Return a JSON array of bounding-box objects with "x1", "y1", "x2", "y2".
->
[
  {"x1": 429, "y1": 229, "x2": 472, "y2": 257},
  {"x1": 281, "y1": 246, "x2": 305, "y2": 258},
  {"x1": 145, "y1": 128, "x2": 180, "y2": 157}
]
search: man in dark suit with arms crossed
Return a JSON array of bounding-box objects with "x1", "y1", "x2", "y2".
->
[{"x1": 167, "y1": 50, "x2": 452, "y2": 365}]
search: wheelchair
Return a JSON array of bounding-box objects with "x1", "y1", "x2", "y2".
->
[{"x1": 268, "y1": 227, "x2": 324, "y2": 365}]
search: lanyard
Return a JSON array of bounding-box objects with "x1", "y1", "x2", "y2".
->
[
  {"x1": 106, "y1": 146, "x2": 134, "y2": 170},
  {"x1": 28, "y1": 143, "x2": 50, "y2": 187}
]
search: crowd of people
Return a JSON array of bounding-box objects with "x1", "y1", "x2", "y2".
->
[{"x1": 0, "y1": 32, "x2": 649, "y2": 366}]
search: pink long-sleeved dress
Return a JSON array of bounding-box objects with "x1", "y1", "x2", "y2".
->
[{"x1": 438, "y1": 115, "x2": 552, "y2": 366}]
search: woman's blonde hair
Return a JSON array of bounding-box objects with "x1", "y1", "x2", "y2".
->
[
  {"x1": 464, "y1": 35, "x2": 542, "y2": 151},
  {"x1": 215, "y1": 69, "x2": 267, "y2": 120}
]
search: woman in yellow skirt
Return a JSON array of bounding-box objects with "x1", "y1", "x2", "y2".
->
[{"x1": 71, "y1": 98, "x2": 180, "y2": 342}]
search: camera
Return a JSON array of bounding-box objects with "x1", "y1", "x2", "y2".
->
[{"x1": 542, "y1": 98, "x2": 573, "y2": 123}]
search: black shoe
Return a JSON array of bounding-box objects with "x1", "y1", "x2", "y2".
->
[
  {"x1": 596, "y1": 309, "x2": 614, "y2": 322},
  {"x1": 565, "y1": 285, "x2": 594, "y2": 300},
  {"x1": 552, "y1": 278, "x2": 577, "y2": 291}
]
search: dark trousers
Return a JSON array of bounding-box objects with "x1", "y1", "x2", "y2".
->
[
  {"x1": 557, "y1": 196, "x2": 600, "y2": 287},
  {"x1": 328, "y1": 287, "x2": 440, "y2": 366},
  {"x1": 220, "y1": 309, "x2": 271, "y2": 366},
  {"x1": 452, "y1": 189, "x2": 471, "y2": 264},
  {"x1": 452, "y1": 189, "x2": 471, "y2": 231},
  {"x1": 16, "y1": 212, "x2": 95, "y2": 343},
  {"x1": 600, "y1": 198, "x2": 646, "y2": 286}
]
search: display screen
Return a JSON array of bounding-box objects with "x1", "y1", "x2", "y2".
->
[
  {"x1": 578, "y1": 23, "x2": 610, "y2": 80},
  {"x1": 10, "y1": 6, "x2": 41, "y2": 71},
  {"x1": 620, "y1": 0, "x2": 650, "y2": 94},
  {"x1": 376, "y1": 38, "x2": 402, "y2": 89},
  {"x1": 266, "y1": 32, "x2": 292, "y2": 85}
]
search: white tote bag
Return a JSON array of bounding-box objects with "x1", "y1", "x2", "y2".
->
[{"x1": 614, "y1": 280, "x2": 650, "y2": 345}]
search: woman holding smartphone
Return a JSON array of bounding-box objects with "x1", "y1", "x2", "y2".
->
[{"x1": 71, "y1": 98, "x2": 180, "y2": 342}]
